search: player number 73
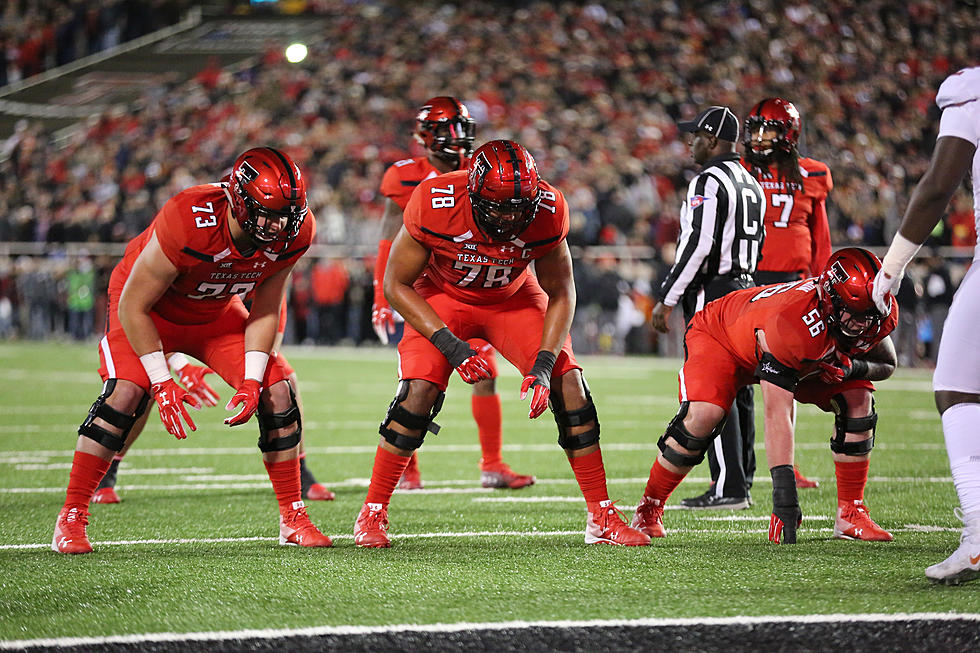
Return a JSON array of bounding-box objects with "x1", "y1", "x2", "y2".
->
[{"x1": 187, "y1": 282, "x2": 256, "y2": 300}]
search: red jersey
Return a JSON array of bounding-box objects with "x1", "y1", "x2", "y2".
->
[
  {"x1": 745, "y1": 156, "x2": 833, "y2": 276},
  {"x1": 694, "y1": 277, "x2": 898, "y2": 381},
  {"x1": 402, "y1": 170, "x2": 570, "y2": 305},
  {"x1": 380, "y1": 156, "x2": 444, "y2": 210},
  {"x1": 110, "y1": 183, "x2": 315, "y2": 325}
]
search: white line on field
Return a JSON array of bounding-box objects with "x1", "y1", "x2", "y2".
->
[
  {"x1": 0, "y1": 473, "x2": 955, "y2": 495},
  {"x1": 0, "y1": 524, "x2": 962, "y2": 552},
  {"x1": 0, "y1": 441, "x2": 947, "y2": 459}
]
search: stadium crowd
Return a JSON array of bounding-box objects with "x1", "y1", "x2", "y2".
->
[{"x1": 0, "y1": 0, "x2": 975, "y2": 361}]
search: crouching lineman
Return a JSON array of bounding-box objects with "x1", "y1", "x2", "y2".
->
[
  {"x1": 353, "y1": 140, "x2": 650, "y2": 548},
  {"x1": 53, "y1": 147, "x2": 332, "y2": 553},
  {"x1": 631, "y1": 248, "x2": 898, "y2": 543}
]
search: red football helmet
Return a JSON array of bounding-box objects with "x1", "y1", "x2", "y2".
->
[
  {"x1": 230, "y1": 147, "x2": 308, "y2": 254},
  {"x1": 743, "y1": 98, "x2": 802, "y2": 166},
  {"x1": 467, "y1": 140, "x2": 541, "y2": 242},
  {"x1": 415, "y1": 96, "x2": 476, "y2": 168},
  {"x1": 817, "y1": 248, "x2": 888, "y2": 344}
]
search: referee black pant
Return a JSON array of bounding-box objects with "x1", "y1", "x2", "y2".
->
[{"x1": 683, "y1": 273, "x2": 758, "y2": 499}]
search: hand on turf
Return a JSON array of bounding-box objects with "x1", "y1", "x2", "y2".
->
[
  {"x1": 224, "y1": 379, "x2": 261, "y2": 426},
  {"x1": 151, "y1": 379, "x2": 200, "y2": 440},
  {"x1": 817, "y1": 352, "x2": 853, "y2": 385},
  {"x1": 175, "y1": 362, "x2": 220, "y2": 408},
  {"x1": 768, "y1": 505, "x2": 802, "y2": 544}
]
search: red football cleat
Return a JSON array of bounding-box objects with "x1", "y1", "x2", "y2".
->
[
  {"x1": 834, "y1": 500, "x2": 893, "y2": 541},
  {"x1": 303, "y1": 483, "x2": 336, "y2": 501},
  {"x1": 480, "y1": 463, "x2": 536, "y2": 489},
  {"x1": 794, "y1": 466, "x2": 819, "y2": 489},
  {"x1": 52, "y1": 507, "x2": 93, "y2": 554},
  {"x1": 354, "y1": 502, "x2": 391, "y2": 548},
  {"x1": 91, "y1": 487, "x2": 120, "y2": 504},
  {"x1": 279, "y1": 501, "x2": 332, "y2": 547},
  {"x1": 397, "y1": 453, "x2": 424, "y2": 490},
  {"x1": 585, "y1": 499, "x2": 651, "y2": 546},
  {"x1": 630, "y1": 496, "x2": 667, "y2": 538}
]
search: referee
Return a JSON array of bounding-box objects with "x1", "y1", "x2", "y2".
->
[{"x1": 651, "y1": 105, "x2": 765, "y2": 509}]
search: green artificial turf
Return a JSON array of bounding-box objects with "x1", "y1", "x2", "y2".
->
[{"x1": 1, "y1": 342, "x2": 977, "y2": 643}]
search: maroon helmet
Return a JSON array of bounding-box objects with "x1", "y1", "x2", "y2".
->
[
  {"x1": 229, "y1": 147, "x2": 307, "y2": 254},
  {"x1": 743, "y1": 98, "x2": 802, "y2": 166},
  {"x1": 467, "y1": 140, "x2": 541, "y2": 242},
  {"x1": 415, "y1": 96, "x2": 476, "y2": 168},
  {"x1": 817, "y1": 248, "x2": 888, "y2": 344}
]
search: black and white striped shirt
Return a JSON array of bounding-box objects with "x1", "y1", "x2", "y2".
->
[{"x1": 658, "y1": 153, "x2": 765, "y2": 308}]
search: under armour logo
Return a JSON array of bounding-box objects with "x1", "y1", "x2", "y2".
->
[
  {"x1": 499, "y1": 245, "x2": 516, "y2": 253},
  {"x1": 253, "y1": 261, "x2": 267, "y2": 269}
]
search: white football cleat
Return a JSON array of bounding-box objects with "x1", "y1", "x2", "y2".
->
[{"x1": 925, "y1": 508, "x2": 980, "y2": 585}]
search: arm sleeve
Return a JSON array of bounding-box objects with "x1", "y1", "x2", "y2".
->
[{"x1": 658, "y1": 173, "x2": 720, "y2": 307}]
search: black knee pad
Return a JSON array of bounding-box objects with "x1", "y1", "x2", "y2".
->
[
  {"x1": 78, "y1": 379, "x2": 149, "y2": 452},
  {"x1": 378, "y1": 380, "x2": 444, "y2": 451},
  {"x1": 551, "y1": 376, "x2": 600, "y2": 450},
  {"x1": 829, "y1": 394, "x2": 877, "y2": 456},
  {"x1": 257, "y1": 380, "x2": 302, "y2": 453},
  {"x1": 656, "y1": 402, "x2": 726, "y2": 467}
]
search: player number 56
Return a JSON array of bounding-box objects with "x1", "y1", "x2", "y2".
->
[{"x1": 801, "y1": 308, "x2": 825, "y2": 337}]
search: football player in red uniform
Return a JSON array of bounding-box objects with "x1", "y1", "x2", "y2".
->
[
  {"x1": 632, "y1": 248, "x2": 898, "y2": 544},
  {"x1": 354, "y1": 140, "x2": 650, "y2": 548},
  {"x1": 682, "y1": 98, "x2": 834, "y2": 503},
  {"x1": 90, "y1": 297, "x2": 335, "y2": 505},
  {"x1": 53, "y1": 147, "x2": 332, "y2": 553},
  {"x1": 373, "y1": 97, "x2": 534, "y2": 491}
]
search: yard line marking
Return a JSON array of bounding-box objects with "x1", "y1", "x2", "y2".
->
[
  {"x1": 14, "y1": 464, "x2": 215, "y2": 474},
  {"x1": 0, "y1": 473, "x2": 956, "y2": 495},
  {"x1": 0, "y1": 441, "x2": 947, "y2": 459},
  {"x1": 0, "y1": 524, "x2": 961, "y2": 551}
]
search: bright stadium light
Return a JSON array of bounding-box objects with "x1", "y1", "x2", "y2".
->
[{"x1": 285, "y1": 43, "x2": 308, "y2": 64}]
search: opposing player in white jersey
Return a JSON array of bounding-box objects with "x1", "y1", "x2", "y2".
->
[{"x1": 872, "y1": 66, "x2": 980, "y2": 585}]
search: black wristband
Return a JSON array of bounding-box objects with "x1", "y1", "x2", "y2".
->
[
  {"x1": 429, "y1": 327, "x2": 475, "y2": 368},
  {"x1": 770, "y1": 464, "x2": 798, "y2": 508},
  {"x1": 848, "y1": 358, "x2": 869, "y2": 380},
  {"x1": 530, "y1": 350, "x2": 557, "y2": 380}
]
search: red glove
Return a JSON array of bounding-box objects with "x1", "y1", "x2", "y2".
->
[
  {"x1": 520, "y1": 351, "x2": 557, "y2": 419},
  {"x1": 151, "y1": 379, "x2": 200, "y2": 440},
  {"x1": 224, "y1": 379, "x2": 262, "y2": 426},
  {"x1": 456, "y1": 353, "x2": 493, "y2": 384},
  {"x1": 175, "y1": 363, "x2": 220, "y2": 407},
  {"x1": 520, "y1": 375, "x2": 551, "y2": 419},
  {"x1": 768, "y1": 507, "x2": 803, "y2": 544},
  {"x1": 817, "y1": 351, "x2": 853, "y2": 385},
  {"x1": 372, "y1": 239, "x2": 395, "y2": 344}
]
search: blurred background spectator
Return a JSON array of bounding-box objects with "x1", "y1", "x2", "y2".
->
[{"x1": 0, "y1": 0, "x2": 975, "y2": 360}]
